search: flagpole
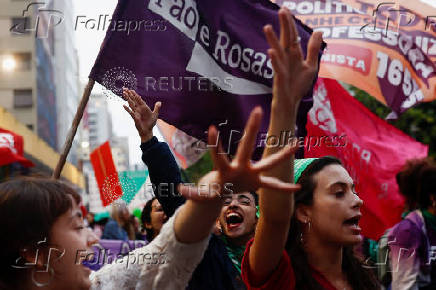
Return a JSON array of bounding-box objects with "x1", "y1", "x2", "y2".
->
[{"x1": 52, "y1": 78, "x2": 95, "y2": 179}]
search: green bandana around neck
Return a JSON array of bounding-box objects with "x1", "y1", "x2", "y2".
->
[{"x1": 220, "y1": 235, "x2": 246, "y2": 274}]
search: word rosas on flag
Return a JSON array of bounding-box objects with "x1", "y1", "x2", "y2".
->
[
  {"x1": 305, "y1": 78, "x2": 428, "y2": 240},
  {"x1": 275, "y1": 0, "x2": 436, "y2": 116},
  {"x1": 90, "y1": 0, "x2": 325, "y2": 158}
]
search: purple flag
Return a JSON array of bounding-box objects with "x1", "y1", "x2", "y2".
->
[{"x1": 90, "y1": 0, "x2": 324, "y2": 158}]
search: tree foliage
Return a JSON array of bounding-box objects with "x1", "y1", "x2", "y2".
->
[
  {"x1": 349, "y1": 86, "x2": 435, "y2": 157},
  {"x1": 182, "y1": 151, "x2": 213, "y2": 183}
]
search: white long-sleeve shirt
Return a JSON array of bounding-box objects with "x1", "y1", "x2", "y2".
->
[{"x1": 90, "y1": 206, "x2": 210, "y2": 289}]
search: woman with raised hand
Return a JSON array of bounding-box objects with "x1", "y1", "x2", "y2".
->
[
  {"x1": 241, "y1": 8, "x2": 379, "y2": 290},
  {"x1": 0, "y1": 106, "x2": 297, "y2": 289},
  {"x1": 122, "y1": 87, "x2": 264, "y2": 290}
]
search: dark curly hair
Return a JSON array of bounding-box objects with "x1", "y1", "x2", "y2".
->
[{"x1": 396, "y1": 157, "x2": 436, "y2": 210}]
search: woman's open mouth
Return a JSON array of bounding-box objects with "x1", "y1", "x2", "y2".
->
[{"x1": 343, "y1": 215, "x2": 361, "y2": 234}]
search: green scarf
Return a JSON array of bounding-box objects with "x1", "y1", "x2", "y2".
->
[
  {"x1": 401, "y1": 210, "x2": 411, "y2": 219},
  {"x1": 220, "y1": 235, "x2": 246, "y2": 274},
  {"x1": 422, "y1": 209, "x2": 436, "y2": 232}
]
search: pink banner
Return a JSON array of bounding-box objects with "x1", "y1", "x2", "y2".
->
[
  {"x1": 305, "y1": 78, "x2": 428, "y2": 239},
  {"x1": 156, "y1": 120, "x2": 205, "y2": 169}
]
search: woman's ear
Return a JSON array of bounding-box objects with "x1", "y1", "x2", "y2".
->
[
  {"x1": 295, "y1": 205, "x2": 312, "y2": 224},
  {"x1": 213, "y1": 219, "x2": 223, "y2": 235},
  {"x1": 144, "y1": 222, "x2": 153, "y2": 230}
]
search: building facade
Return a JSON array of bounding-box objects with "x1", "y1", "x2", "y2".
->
[
  {"x1": 0, "y1": 0, "x2": 84, "y2": 188},
  {"x1": 53, "y1": 0, "x2": 80, "y2": 166}
]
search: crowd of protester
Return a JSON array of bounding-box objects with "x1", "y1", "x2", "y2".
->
[{"x1": 1, "y1": 8, "x2": 435, "y2": 290}]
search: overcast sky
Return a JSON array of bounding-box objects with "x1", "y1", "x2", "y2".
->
[
  {"x1": 421, "y1": 0, "x2": 436, "y2": 8},
  {"x1": 74, "y1": 0, "x2": 147, "y2": 167}
]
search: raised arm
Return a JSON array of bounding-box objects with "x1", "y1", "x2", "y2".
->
[
  {"x1": 91, "y1": 106, "x2": 300, "y2": 289},
  {"x1": 174, "y1": 107, "x2": 300, "y2": 243},
  {"x1": 123, "y1": 89, "x2": 185, "y2": 217},
  {"x1": 140, "y1": 138, "x2": 185, "y2": 216},
  {"x1": 248, "y1": 8, "x2": 323, "y2": 284}
]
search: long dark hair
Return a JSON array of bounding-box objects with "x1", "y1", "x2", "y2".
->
[
  {"x1": 0, "y1": 177, "x2": 81, "y2": 289},
  {"x1": 141, "y1": 197, "x2": 157, "y2": 241},
  {"x1": 286, "y1": 156, "x2": 379, "y2": 290}
]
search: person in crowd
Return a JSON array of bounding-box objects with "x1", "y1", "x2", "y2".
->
[
  {"x1": 241, "y1": 8, "x2": 379, "y2": 289},
  {"x1": 131, "y1": 215, "x2": 144, "y2": 241},
  {"x1": 395, "y1": 158, "x2": 431, "y2": 214},
  {"x1": 141, "y1": 197, "x2": 168, "y2": 242},
  {"x1": 375, "y1": 158, "x2": 431, "y2": 289},
  {"x1": 216, "y1": 191, "x2": 259, "y2": 275},
  {"x1": 0, "y1": 104, "x2": 296, "y2": 289},
  {"x1": 91, "y1": 215, "x2": 107, "y2": 239},
  {"x1": 387, "y1": 157, "x2": 436, "y2": 290},
  {"x1": 123, "y1": 88, "x2": 260, "y2": 289},
  {"x1": 123, "y1": 213, "x2": 137, "y2": 241},
  {"x1": 86, "y1": 213, "x2": 95, "y2": 229},
  {"x1": 101, "y1": 201, "x2": 130, "y2": 241}
]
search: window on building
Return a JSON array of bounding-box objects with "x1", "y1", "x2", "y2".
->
[
  {"x1": 13, "y1": 89, "x2": 33, "y2": 108},
  {"x1": 26, "y1": 124, "x2": 34, "y2": 131},
  {"x1": 15, "y1": 53, "x2": 32, "y2": 71},
  {"x1": 1, "y1": 52, "x2": 31, "y2": 72}
]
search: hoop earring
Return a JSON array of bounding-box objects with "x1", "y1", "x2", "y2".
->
[
  {"x1": 31, "y1": 266, "x2": 54, "y2": 288},
  {"x1": 300, "y1": 220, "x2": 311, "y2": 245}
]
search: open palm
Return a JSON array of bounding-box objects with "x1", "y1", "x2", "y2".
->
[
  {"x1": 123, "y1": 88, "x2": 161, "y2": 143},
  {"x1": 264, "y1": 9, "x2": 323, "y2": 108},
  {"x1": 179, "y1": 107, "x2": 301, "y2": 201}
]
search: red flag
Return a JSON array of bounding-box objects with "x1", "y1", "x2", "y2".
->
[
  {"x1": 0, "y1": 128, "x2": 34, "y2": 168},
  {"x1": 90, "y1": 141, "x2": 122, "y2": 206},
  {"x1": 305, "y1": 78, "x2": 428, "y2": 240}
]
